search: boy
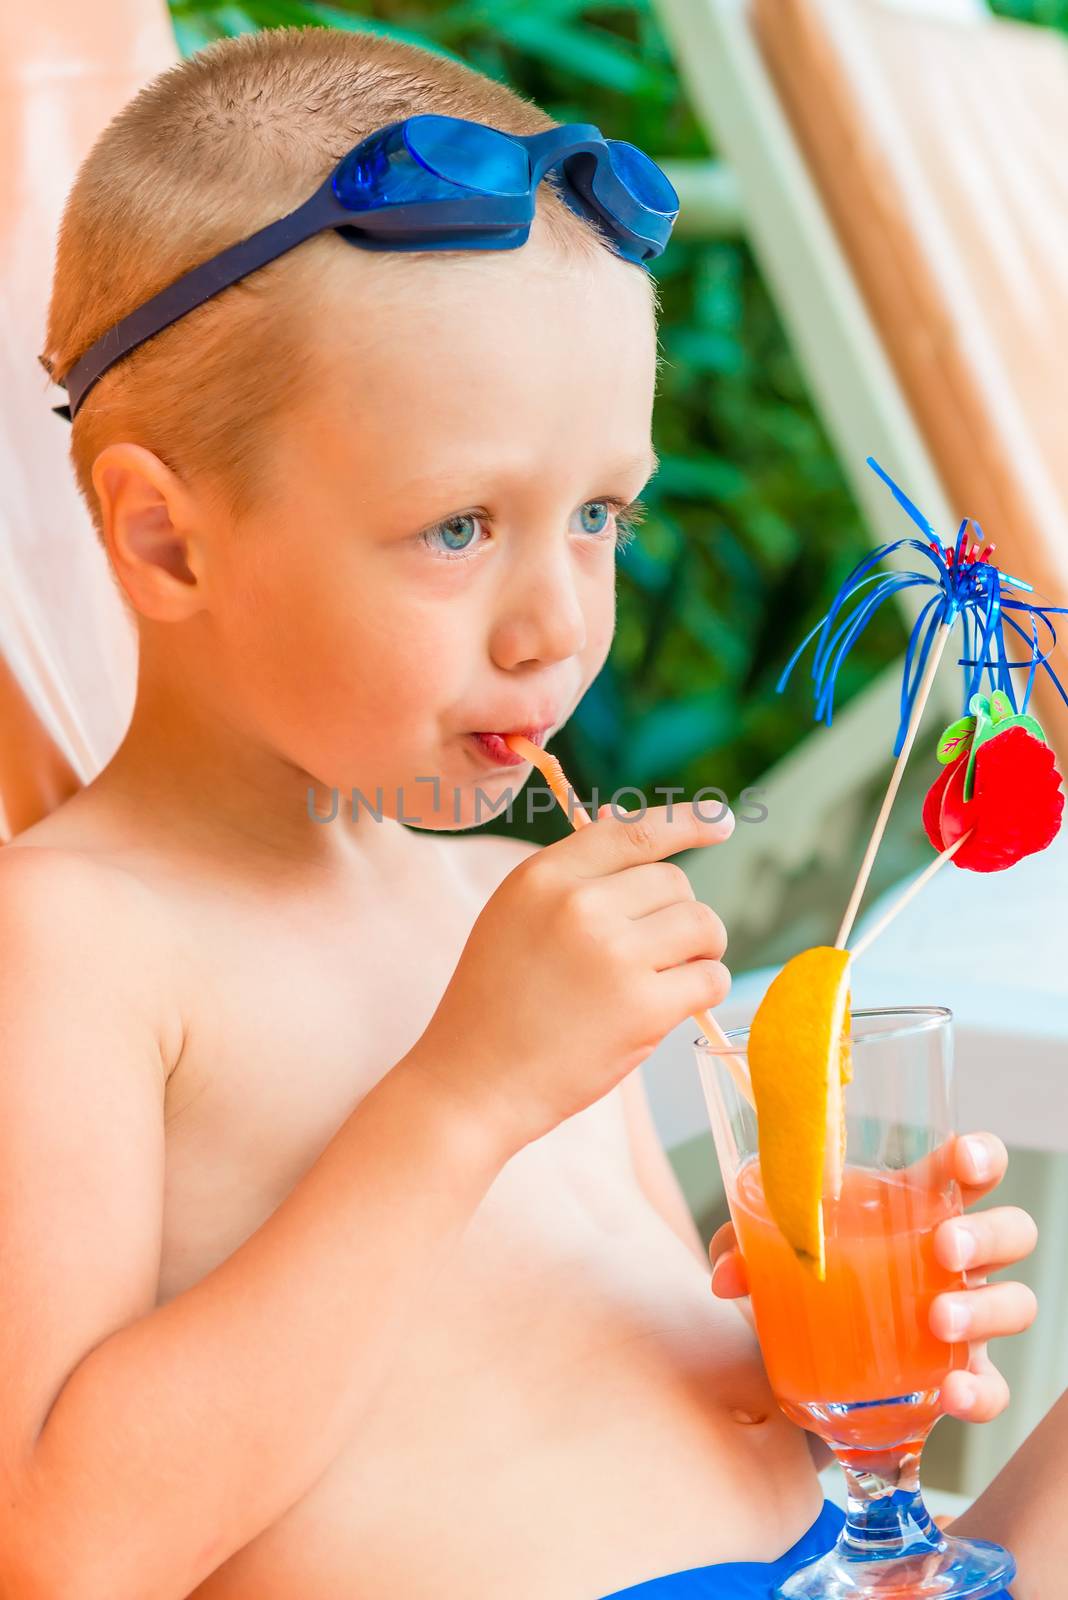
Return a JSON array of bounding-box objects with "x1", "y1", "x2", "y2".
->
[{"x1": 2, "y1": 25, "x2": 1046, "y2": 1599}]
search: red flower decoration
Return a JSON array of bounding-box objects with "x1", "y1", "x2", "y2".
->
[{"x1": 923, "y1": 726, "x2": 1064, "y2": 872}]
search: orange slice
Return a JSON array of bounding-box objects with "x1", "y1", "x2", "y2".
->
[{"x1": 748, "y1": 946, "x2": 853, "y2": 1279}]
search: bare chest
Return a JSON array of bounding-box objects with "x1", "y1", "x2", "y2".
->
[{"x1": 156, "y1": 837, "x2": 491, "y2": 1302}]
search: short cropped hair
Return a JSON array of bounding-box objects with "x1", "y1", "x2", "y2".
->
[{"x1": 43, "y1": 26, "x2": 647, "y2": 539}]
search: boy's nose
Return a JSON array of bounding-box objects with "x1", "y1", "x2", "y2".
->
[{"x1": 490, "y1": 562, "x2": 589, "y2": 670}]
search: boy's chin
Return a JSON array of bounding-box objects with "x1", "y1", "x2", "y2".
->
[
  {"x1": 400, "y1": 780, "x2": 527, "y2": 833},
  {"x1": 304, "y1": 770, "x2": 528, "y2": 833}
]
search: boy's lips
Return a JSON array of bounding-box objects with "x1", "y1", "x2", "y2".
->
[{"x1": 466, "y1": 727, "x2": 551, "y2": 767}]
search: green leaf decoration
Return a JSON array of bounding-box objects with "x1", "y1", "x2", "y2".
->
[
  {"x1": 989, "y1": 689, "x2": 1015, "y2": 724},
  {"x1": 1011, "y1": 714, "x2": 1048, "y2": 744},
  {"x1": 937, "y1": 716, "x2": 975, "y2": 764},
  {"x1": 988, "y1": 712, "x2": 1048, "y2": 746}
]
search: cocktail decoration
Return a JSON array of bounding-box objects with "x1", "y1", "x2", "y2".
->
[
  {"x1": 923, "y1": 690, "x2": 1064, "y2": 872},
  {"x1": 696, "y1": 460, "x2": 1066, "y2": 1597},
  {"x1": 780, "y1": 456, "x2": 1068, "y2": 756},
  {"x1": 749, "y1": 459, "x2": 1067, "y2": 1291},
  {"x1": 780, "y1": 456, "x2": 1067, "y2": 946}
]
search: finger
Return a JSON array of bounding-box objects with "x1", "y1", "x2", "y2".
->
[
  {"x1": 633, "y1": 899, "x2": 728, "y2": 968},
  {"x1": 654, "y1": 958, "x2": 732, "y2": 1022},
  {"x1": 593, "y1": 860, "x2": 697, "y2": 919},
  {"x1": 710, "y1": 1249, "x2": 749, "y2": 1299},
  {"x1": 564, "y1": 801, "x2": 736, "y2": 876},
  {"x1": 899, "y1": 1131, "x2": 1004, "y2": 1200},
  {"x1": 934, "y1": 1206, "x2": 1038, "y2": 1273},
  {"x1": 942, "y1": 1350, "x2": 1011, "y2": 1423},
  {"x1": 709, "y1": 1221, "x2": 737, "y2": 1263},
  {"x1": 930, "y1": 1281, "x2": 1038, "y2": 1344},
  {"x1": 954, "y1": 1133, "x2": 1009, "y2": 1204}
]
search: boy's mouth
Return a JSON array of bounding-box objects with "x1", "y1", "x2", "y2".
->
[{"x1": 467, "y1": 727, "x2": 551, "y2": 767}]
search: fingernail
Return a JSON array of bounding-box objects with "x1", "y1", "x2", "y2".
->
[
  {"x1": 947, "y1": 1223, "x2": 978, "y2": 1270},
  {"x1": 954, "y1": 1377, "x2": 977, "y2": 1413},
  {"x1": 942, "y1": 1300, "x2": 971, "y2": 1340},
  {"x1": 961, "y1": 1135, "x2": 992, "y2": 1183}
]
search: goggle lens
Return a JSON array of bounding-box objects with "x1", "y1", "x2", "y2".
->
[
  {"x1": 405, "y1": 116, "x2": 530, "y2": 198},
  {"x1": 607, "y1": 141, "x2": 679, "y2": 217}
]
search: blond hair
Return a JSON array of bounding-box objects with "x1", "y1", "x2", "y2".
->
[{"x1": 43, "y1": 26, "x2": 644, "y2": 537}]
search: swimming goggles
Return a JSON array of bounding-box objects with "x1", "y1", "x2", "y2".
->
[{"x1": 55, "y1": 113, "x2": 679, "y2": 420}]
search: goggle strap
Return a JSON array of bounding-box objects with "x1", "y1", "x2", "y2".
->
[
  {"x1": 523, "y1": 124, "x2": 606, "y2": 186},
  {"x1": 63, "y1": 179, "x2": 344, "y2": 417}
]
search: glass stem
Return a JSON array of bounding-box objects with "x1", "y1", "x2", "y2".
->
[{"x1": 836, "y1": 1435, "x2": 944, "y2": 1558}]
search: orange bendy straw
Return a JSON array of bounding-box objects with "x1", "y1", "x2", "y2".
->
[{"x1": 503, "y1": 734, "x2": 754, "y2": 1106}]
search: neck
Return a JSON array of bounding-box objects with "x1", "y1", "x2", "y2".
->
[{"x1": 94, "y1": 671, "x2": 411, "y2": 881}]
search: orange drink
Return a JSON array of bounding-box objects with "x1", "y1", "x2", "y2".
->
[{"x1": 732, "y1": 1159, "x2": 968, "y2": 1452}]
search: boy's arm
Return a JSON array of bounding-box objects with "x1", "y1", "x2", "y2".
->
[
  {"x1": 0, "y1": 849, "x2": 507, "y2": 1600},
  {"x1": 619, "y1": 1068, "x2": 707, "y2": 1263},
  {"x1": 945, "y1": 1384, "x2": 1068, "y2": 1598}
]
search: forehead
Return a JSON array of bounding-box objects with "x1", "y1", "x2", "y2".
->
[{"x1": 297, "y1": 218, "x2": 658, "y2": 489}]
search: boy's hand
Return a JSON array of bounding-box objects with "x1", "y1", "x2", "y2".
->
[
  {"x1": 413, "y1": 802, "x2": 733, "y2": 1154},
  {"x1": 710, "y1": 1132, "x2": 1038, "y2": 1423}
]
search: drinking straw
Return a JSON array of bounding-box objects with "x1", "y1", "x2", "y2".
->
[{"x1": 503, "y1": 735, "x2": 755, "y2": 1106}]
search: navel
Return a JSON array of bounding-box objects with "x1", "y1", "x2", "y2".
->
[{"x1": 729, "y1": 1407, "x2": 770, "y2": 1426}]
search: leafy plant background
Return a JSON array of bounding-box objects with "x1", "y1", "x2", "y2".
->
[
  {"x1": 989, "y1": 0, "x2": 1068, "y2": 23},
  {"x1": 168, "y1": 0, "x2": 1059, "y2": 950}
]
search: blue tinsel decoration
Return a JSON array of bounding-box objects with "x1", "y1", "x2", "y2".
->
[{"x1": 778, "y1": 457, "x2": 1068, "y2": 756}]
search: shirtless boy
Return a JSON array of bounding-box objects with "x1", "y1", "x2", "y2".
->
[{"x1": 2, "y1": 25, "x2": 1057, "y2": 1600}]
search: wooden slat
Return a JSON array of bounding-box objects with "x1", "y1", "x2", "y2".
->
[{"x1": 754, "y1": 0, "x2": 1068, "y2": 760}]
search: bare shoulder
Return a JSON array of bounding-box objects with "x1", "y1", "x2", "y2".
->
[
  {"x1": 0, "y1": 843, "x2": 183, "y2": 1074},
  {"x1": 1, "y1": 836, "x2": 159, "y2": 914}
]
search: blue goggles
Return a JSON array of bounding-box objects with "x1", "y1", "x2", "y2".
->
[{"x1": 56, "y1": 113, "x2": 679, "y2": 420}]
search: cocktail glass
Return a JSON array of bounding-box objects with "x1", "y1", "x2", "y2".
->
[{"x1": 695, "y1": 1007, "x2": 1016, "y2": 1599}]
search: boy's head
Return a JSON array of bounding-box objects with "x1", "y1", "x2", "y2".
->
[{"x1": 45, "y1": 29, "x2": 661, "y2": 830}]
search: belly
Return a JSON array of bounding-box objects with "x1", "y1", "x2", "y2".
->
[{"x1": 188, "y1": 1123, "x2": 821, "y2": 1600}]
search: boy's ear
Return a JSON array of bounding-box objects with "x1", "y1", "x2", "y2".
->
[{"x1": 91, "y1": 442, "x2": 208, "y2": 621}]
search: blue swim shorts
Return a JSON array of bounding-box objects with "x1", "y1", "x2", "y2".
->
[{"x1": 599, "y1": 1501, "x2": 1015, "y2": 1599}]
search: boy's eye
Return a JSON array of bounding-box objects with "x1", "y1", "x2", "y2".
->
[
  {"x1": 417, "y1": 498, "x2": 646, "y2": 560},
  {"x1": 419, "y1": 513, "x2": 487, "y2": 559},
  {"x1": 575, "y1": 499, "x2": 647, "y2": 550},
  {"x1": 577, "y1": 502, "x2": 611, "y2": 535}
]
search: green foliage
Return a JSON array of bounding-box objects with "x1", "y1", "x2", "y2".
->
[
  {"x1": 989, "y1": 0, "x2": 1068, "y2": 27},
  {"x1": 166, "y1": 0, "x2": 907, "y2": 843}
]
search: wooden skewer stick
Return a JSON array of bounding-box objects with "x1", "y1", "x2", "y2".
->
[
  {"x1": 849, "y1": 831, "x2": 972, "y2": 961},
  {"x1": 835, "y1": 621, "x2": 955, "y2": 951},
  {"x1": 504, "y1": 735, "x2": 755, "y2": 1107}
]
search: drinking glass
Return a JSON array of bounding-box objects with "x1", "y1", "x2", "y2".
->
[{"x1": 695, "y1": 1007, "x2": 1016, "y2": 1599}]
